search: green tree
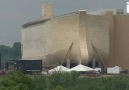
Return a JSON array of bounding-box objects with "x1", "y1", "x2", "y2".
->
[
  {"x1": 0, "y1": 71, "x2": 33, "y2": 90},
  {"x1": 0, "y1": 42, "x2": 21, "y2": 67},
  {"x1": 9, "y1": 42, "x2": 21, "y2": 59}
]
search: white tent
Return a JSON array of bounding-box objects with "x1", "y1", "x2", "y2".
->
[
  {"x1": 48, "y1": 66, "x2": 69, "y2": 73},
  {"x1": 69, "y1": 64, "x2": 95, "y2": 72}
]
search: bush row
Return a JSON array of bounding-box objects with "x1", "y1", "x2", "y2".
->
[{"x1": 0, "y1": 71, "x2": 129, "y2": 90}]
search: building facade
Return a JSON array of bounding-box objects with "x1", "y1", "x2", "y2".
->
[{"x1": 21, "y1": 4, "x2": 129, "y2": 69}]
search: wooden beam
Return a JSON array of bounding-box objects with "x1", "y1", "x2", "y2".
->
[
  {"x1": 60, "y1": 42, "x2": 73, "y2": 65},
  {"x1": 91, "y1": 42, "x2": 106, "y2": 68}
]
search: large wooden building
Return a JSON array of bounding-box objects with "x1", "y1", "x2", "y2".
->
[{"x1": 21, "y1": 3, "x2": 129, "y2": 69}]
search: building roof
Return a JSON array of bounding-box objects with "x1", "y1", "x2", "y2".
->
[
  {"x1": 22, "y1": 19, "x2": 49, "y2": 28},
  {"x1": 22, "y1": 9, "x2": 128, "y2": 29},
  {"x1": 22, "y1": 11, "x2": 78, "y2": 28}
]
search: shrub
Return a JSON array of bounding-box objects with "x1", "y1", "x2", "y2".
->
[
  {"x1": 0, "y1": 71, "x2": 33, "y2": 90},
  {"x1": 32, "y1": 74, "x2": 48, "y2": 90},
  {"x1": 48, "y1": 71, "x2": 80, "y2": 89},
  {"x1": 1, "y1": 71, "x2": 129, "y2": 90}
]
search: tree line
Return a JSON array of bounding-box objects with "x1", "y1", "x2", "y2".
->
[
  {"x1": 0, "y1": 71, "x2": 129, "y2": 90},
  {"x1": 0, "y1": 42, "x2": 21, "y2": 66}
]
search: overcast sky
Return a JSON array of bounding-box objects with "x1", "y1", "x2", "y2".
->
[{"x1": 0, "y1": 0, "x2": 128, "y2": 46}]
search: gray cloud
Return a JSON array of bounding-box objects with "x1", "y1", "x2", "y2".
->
[{"x1": 0, "y1": 0, "x2": 128, "y2": 46}]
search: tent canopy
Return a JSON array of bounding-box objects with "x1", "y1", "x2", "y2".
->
[
  {"x1": 48, "y1": 65, "x2": 69, "y2": 73},
  {"x1": 69, "y1": 64, "x2": 95, "y2": 71}
]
